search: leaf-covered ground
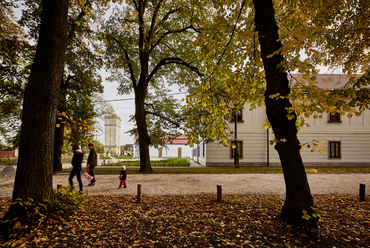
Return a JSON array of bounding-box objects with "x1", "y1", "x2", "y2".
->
[{"x1": 1, "y1": 194, "x2": 369, "y2": 247}]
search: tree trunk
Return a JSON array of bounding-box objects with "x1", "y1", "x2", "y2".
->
[
  {"x1": 253, "y1": 0, "x2": 315, "y2": 225},
  {"x1": 135, "y1": 82, "x2": 153, "y2": 172},
  {"x1": 53, "y1": 80, "x2": 68, "y2": 173},
  {"x1": 53, "y1": 117, "x2": 64, "y2": 172},
  {"x1": 11, "y1": 0, "x2": 69, "y2": 202}
]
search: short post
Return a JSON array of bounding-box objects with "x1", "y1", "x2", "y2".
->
[
  {"x1": 360, "y1": 184, "x2": 366, "y2": 201},
  {"x1": 217, "y1": 185, "x2": 222, "y2": 202},
  {"x1": 137, "y1": 184, "x2": 142, "y2": 204},
  {"x1": 57, "y1": 184, "x2": 62, "y2": 189}
]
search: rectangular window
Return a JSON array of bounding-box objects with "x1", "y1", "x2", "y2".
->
[
  {"x1": 202, "y1": 143, "x2": 205, "y2": 157},
  {"x1": 328, "y1": 112, "x2": 341, "y2": 122},
  {"x1": 329, "y1": 141, "x2": 341, "y2": 158},
  {"x1": 231, "y1": 140, "x2": 243, "y2": 158},
  {"x1": 231, "y1": 109, "x2": 243, "y2": 122}
]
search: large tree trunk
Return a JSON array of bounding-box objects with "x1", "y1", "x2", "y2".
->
[
  {"x1": 253, "y1": 0, "x2": 315, "y2": 225},
  {"x1": 11, "y1": 0, "x2": 69, "y2": 202},
  {"x1": 135, "y1": 81, "x2": 153, "y2": 172}
]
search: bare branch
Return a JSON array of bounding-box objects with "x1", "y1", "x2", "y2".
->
[
  {"x1": 147, "y1": 57, "x2": 203, "y2": 83},
  {"x1": 112, "y1": 37, "x2": 138, "y2": 88},
  {"x1": 145, "y1": 109, "x2": 180, "y2": 127},
  {"x1": 149, "y1": 25, "x2": 201, "y2": 54}
]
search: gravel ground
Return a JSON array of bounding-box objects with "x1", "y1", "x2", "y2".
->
[{"x1": 1, "y1": 165, "x2": 369, "y2": 197}]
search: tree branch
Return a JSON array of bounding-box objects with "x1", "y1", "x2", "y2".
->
[
  {"x1": 147, "y1": 57, "x2": 203, "y2": 83},
  {"x1": 149, "y1": 25, "x2": 201, "y2": 54},
  {"x1": 112, "y1": 37, "x2": 137, "y2": 88},
  {"x1": 147, "y1": 0, "x2": 164, "y2": 45},
  {"x1": 208, "y1": 0, "x2": 247, "y2": 79},
  {"x1": 145, "y1": 109, "x2": 180, "y2": 127}
]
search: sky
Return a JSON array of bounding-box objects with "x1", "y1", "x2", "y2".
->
[
  {"x1": 97, "y1": 78, "x2": 136, "y2": 146},
  {"x1": 97, "y1": 76, "x2": 186, "y2": 146},
  {"x1": 12, "y1": 4, "x2": 187, "y2": 148}
]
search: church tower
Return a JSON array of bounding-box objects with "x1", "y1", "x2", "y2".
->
[{"x1": 104, "y1": 116, "x2": 121, "y2": 155}]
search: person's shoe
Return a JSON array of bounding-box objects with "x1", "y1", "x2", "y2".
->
[
  {"x1": 123, "y1": 186, "x2": 127, "y2": 188},
  {"x1": 118, "y1": 187, "x2": 121, "y2": 189},
  {"x1": 88, "y1": 182, "x2": 95, "y2": 186}
]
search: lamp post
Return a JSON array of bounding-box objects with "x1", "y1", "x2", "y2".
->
[
  {"x1": 234, "y1": 108, "x2": 240, "y2": 168},
  {"x1": 95, "y1": 130, "x2": 103, "y2": 153}
]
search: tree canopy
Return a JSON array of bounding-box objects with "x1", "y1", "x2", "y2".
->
[
  {"x1": 0, "y1": 0, "x2": 33, "y2": 148},
  {"x1": 102, "y1": 0, "x2": 214, "y2": 171}
]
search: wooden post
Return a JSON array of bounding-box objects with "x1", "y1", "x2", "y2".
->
[
  {"x1": 137, "y1": 184, "x2": 142, "y2": 204},
  {"x1": 57, "y1": 184, "x2": 62, "y2": 189},
  {"x1": 360, "y1": 184, "x2": 366, "y2": 201},
  {"x1": 217, "y1": 185, "x2": 222, "y2": 202}
]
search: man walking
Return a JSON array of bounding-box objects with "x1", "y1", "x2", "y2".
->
[{"x1": 87, "y1": 143, "x2": 97, "y2": 186}]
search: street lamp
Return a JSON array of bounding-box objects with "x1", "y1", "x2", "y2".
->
[{"x1": 234, "y1": 108, "x2": 240, "y2": 168}]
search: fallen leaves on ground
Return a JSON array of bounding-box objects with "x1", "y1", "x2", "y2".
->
[{"x1": 1, "y1": 194, "x2": 369, "y2": 247}]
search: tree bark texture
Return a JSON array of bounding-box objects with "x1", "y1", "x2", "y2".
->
[
  {"x1": 12, "y1": 0, "x2": 69, "y2": 202},
  {"x1": 135, "y1": 0, "x2": 153, "y2": 173},
  {"x1": 53, "y1": 81, "x2": 68, "y2": 173},
  {"x1": 53, "y1": 118, "x2": 64, "y2": 172},
  {"x1": 135, "y1": 78, "x2": 153, "y2": 172},
  {"x1": 253, "y1": 0, "x2": 314, "y2": 223}
]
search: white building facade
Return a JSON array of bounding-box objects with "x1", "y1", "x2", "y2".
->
[
  {"x1": 133, "y1": 135, "x2": 193, "y2": 159},
  {"x1": 203, "y1": 74, "x2": 370, "y2": 167},
  {"x1": 104, "y1": 116, "x2": 121, "y2": 156}
]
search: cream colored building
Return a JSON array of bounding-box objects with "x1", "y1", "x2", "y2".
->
[
  {"x1": 104, "y1": 116, "x2": 121, "y2": 155},
  {"x1": 194, "y1": 74, "x2": 370, "y2": 167}
]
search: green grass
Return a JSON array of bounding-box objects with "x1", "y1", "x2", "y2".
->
[
  {"x1": 0, "y1": 157, "x2": 17, "y2": 165},
  {"x1": 62, "y1": 166, "x2": 370, "y2": 174},
  {"x1": 113, "y1": 155, "x2": 132, "y2": 159},
  {"x1": 102, "y1": 158, "x2": 188, "y2": 167}
]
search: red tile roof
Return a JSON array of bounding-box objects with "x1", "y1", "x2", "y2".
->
[{"x1": 165, "y1": 134, "x2": 188, "y2": 145}]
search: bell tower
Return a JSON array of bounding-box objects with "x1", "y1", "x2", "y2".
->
[{"x1": 104, "y1": 116, "x2": 121, "y2": 156}]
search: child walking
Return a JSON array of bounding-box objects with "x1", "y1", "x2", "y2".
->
[{"x1": 118, "y1": 165, "x2": 127, "y2": 189}]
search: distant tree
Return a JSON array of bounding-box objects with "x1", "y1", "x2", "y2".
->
[
  {"x1": 102, "y1": 0, "x2": 208, "y2": 172},
  {"x1": 0, "y1": 0, "x2": 33, "y2": 148}
]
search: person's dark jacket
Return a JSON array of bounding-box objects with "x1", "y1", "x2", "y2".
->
[
  {"x1": 87, "y1": 149, "x2": 97, "y2": 167},
  {"x1": 119, "y1": 170, "x2": 127, "y2": 180},
  {"x1": 71, "y1": 149, "x2": 85, "y2": 169}
]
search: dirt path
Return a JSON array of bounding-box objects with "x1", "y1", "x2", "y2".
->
[{"x1": 1, "y1": 169, "x2": 369, "y2": 197}]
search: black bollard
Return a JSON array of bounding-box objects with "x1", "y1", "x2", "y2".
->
[
  {"x1": 217, "y1": 185, "x2": 222, "y2": 202},
  {"x1": 360, "y1": 184, "x2": 366, "y2": 201},
  {"x1": 137, "y1": 184, "x2": 142, "y2": 204}
]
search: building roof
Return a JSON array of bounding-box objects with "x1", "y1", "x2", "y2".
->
[
  {"x1": 290, "y1": 74, "x2": 358, "y2": 90},
  {"x1": 123, "y1": 144, "x2": 133, "y2": 151},
  {"x1": 164, "y1": 134, "x2": 188, "y2": 145},
  {"x1": 134, "y1": 134, "x2": 189, "y2": 145}
]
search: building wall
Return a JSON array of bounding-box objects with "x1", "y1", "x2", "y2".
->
[
  {"x1": 205, "y1": 104, "x2": 370, "y2": 167},
  {"x1": 191, "y1": 142, "x2": 207, "y2": 165},
  {"x1": 104, "y1": 116, "x2": 121, "y2": 155},
  {"x1": 148, "y1": 144, "x2": 192, "y2": 159}
]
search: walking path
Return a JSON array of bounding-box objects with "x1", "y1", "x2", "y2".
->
[{"x1": 1, "y1": 165, "x2": 369, "y2": 198}]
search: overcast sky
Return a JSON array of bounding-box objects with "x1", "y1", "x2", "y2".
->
[{"x1": 98, "y1": 75, "x2": 186, "y2": 146}]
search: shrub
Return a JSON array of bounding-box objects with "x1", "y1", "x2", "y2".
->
[{"x1": 0, "y1": 186, "x2": 86, "y2": 240}]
